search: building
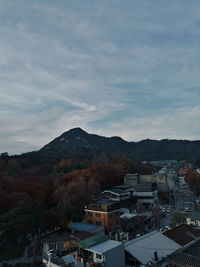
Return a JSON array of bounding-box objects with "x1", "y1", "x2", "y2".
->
[
  {"x1": 84, "y1": 199, "x2": 121, "y2": 232},
  {"x1": 43, "y1": 231, "x2": 92, "y2": 256},
  {"x1": 132, "y1": 183, "x2": 158, "y2": 208},
  {"x1": 163, "y1": 224, "x2": 200, "y2": 246},
  {"x1": 78, "y1": 234, "x2": 125, "y2": 267},
  {"x1": 139, "y1": 174, "x2": 156, "y2": 183},
  {"x1": 124, "y1": 231, "x2": 181, "y2": 267},
  {"x1": 167, "y1": 237, "x2": 200, "y2": 267},
  {"x1": 124, "y1": 173, "x2": 139, "y2": 187},
  {"x1": 43, "y1": 253, "x2": 75, "y2": 267},
  {"x1": 100, "y1": 188, "x2": 130, "y2": 201}
]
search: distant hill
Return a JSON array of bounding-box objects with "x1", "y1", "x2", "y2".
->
[{"x1": 38, "y1": 127, "x2": 200, "y2": 161}]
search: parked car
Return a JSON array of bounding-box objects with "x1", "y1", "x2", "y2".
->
[
  {"x1": 185, "y1": 207, "x2": 190, "y2": 212},
  {"x1": 166, "y1": 207, "x2": 171, "y2": 213},
  {"x1": 162, "y1": 207, "x2": 166, "y2": 213}
]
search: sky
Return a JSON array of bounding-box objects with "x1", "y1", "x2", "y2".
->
[{"x1": 0, "y1": 0, "x2": 200, "y2": 154}]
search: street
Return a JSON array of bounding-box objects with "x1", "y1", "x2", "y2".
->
[{"x1": 160, "y1": 187, "x2": 200, "y2": 228}]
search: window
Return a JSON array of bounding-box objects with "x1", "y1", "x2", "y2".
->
[
  {"x1": 49, "y1": 243, "x2": 56, "y2": 250},
  {"x1": 96, "y1": 253, "x2": 102, "y2": 260},
  {"x1": 87, "y1": 212, "x2": 92, "y2": 216},
  {"x1": 96, "y1": 213, "x2": 100, "y2": 217},
  {"x1": 57, "y1": 242, "x2": 64, "y2": 250},
  {"x1": 96, "y1": 221, "x2": 101, "y2": 225}
]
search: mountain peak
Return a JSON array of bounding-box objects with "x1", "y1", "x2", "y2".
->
[{"x1": 62, "y1": 127, "x2": 88, "y2": 137}]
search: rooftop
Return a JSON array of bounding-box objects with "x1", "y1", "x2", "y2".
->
[
  {"x1": 103, "y1": 189, "x2": 129, "y2": 195},
  {"x1": 89, "y1": 199, "x2": 116, "y2": 206},
  {"x1": 168, "y1": 238, "x2": 200, "y2": 267},
  {"x1": 43, "y1": 231, "x2": 92, "y2": 243},
  {"x1": 78, "y1": 234, "x2": 109, "y2": 249},
  {"x1": 68, "y1": 222, "x2": 104, "y2": 233},
  {"x1": 87, "y1": 239, "x2": 122, "y2": 254},
  {"x1": 124, "y1": 231, "x2": 181, "y2": 265},
  {"x1": 163, "y1": 224, "x2": 200, "y2": 246}
]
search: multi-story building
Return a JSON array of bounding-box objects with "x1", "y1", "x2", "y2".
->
[
  {"x1": 132, "y1": 183, "x2": 158, "y2": 208},
  {"x1": 100, "y1": 188, "x2": 130, "y2": 202},
  {"x1": 124, "y1": 173, "x2": 139, "y2": 187},
  {"x1": 84, "y1": 199, "x2": 121, "y2": 232}
]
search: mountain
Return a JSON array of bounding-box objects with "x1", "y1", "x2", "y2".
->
[
  {"x1": 38, "y1": 127, "x2": 200, "y2": 161},
  {"x1": 40, "y1": 127, "x2": 131, "y2": 156}
]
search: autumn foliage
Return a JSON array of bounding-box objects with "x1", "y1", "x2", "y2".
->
[{"x1": 0, "y1": 153, "x2": 152, "y2": 260}]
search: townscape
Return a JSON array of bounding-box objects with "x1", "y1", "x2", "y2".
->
[
  {"x1": 41, "y1": 160, "x2": 200, "y2": 267},
  {"x1": 1, "y1": 153, "x2": 200, "y2": 267}
]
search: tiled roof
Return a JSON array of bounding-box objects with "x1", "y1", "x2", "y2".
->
[
  {"x1": 168, "y1": 252, "x2": 200, "y2": 267},
  {"x1": 168, "y1": 238, "x2": 200, "y2": 267}
]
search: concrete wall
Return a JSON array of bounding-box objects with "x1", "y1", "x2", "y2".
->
[{"x1": 105, "y1": 243, "x2": 125, "y2": 267}]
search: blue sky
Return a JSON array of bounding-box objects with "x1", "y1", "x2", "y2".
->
[{"x1": 0, "y1": 0, "x2": 200, "y2": 154}]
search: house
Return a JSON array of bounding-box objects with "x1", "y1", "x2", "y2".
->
[
  {"x1": 100, "y1": 188, "x2": 130, "y2": 201},
  {"x1": 124, "y1": 231, "x2": 181, "y2": 267},
  {"x1": 167, "y1": 237, "x2": 200, "y2": 267},
  {"x1": 78, "y1": 234, "x2": 125, "y2": 267},
  {"x1": 163, "y1": 224, "x2": 200, "y2": 246},
  {"x1": 132, "y1": 182, "x2": 158, "y2": 208},
  {"x1": 84, "y1": 199, "x2": 121, "y2": 232},
  {"x1": 43, "y1": 252, "x2": 75, "y2": 267},
  {"x1": 43, "y1": 231, "x2": 92, "y2": 256}
]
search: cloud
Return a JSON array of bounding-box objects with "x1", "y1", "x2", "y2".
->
[{"x1": 0, "y1": 0, "x2": 200, "y2": 154}]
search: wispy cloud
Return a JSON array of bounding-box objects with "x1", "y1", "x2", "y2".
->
[{"x1": 0, "y1": 0, "x2": 200, "y2": 154}]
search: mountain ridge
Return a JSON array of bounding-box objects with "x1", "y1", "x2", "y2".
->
[{"x1": 38, "y1": 127, "x2": 200, "y2": 161}]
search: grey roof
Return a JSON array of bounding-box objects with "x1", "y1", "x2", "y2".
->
[
  {"x1": 88, "y1": 239, "x2": 122, "y2": 254},
  {"x1": 124, "y1": 231, "x2": 181, "y2": 265},
  {"x1": 78, "y1": 234, "x2": 108, "y2": 249}
]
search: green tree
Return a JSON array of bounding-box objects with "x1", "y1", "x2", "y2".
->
[{"x1": 171, "y1": 212, "x2": 186, "y2": 226}]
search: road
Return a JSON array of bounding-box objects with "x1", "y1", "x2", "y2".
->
[{"x1": 159, "y1": 187, "x2": 200, "y2": 228}]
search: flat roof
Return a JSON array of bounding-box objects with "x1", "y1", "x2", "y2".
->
[
  {"x1": 124, "y1": 231, "x2": 181, "y2": 265},
  {"x1": 88, "y1": 239, "x2": 122, "y2": 254},
  {"x1": 79, "y1": 234, "x2": 108, "y2": 249},
  {"x1": 68, "y1": 222, "x2": 104, "y2": 232}
]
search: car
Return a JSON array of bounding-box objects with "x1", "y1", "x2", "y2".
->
[
  {"x1": 185, "y1": 207, "x2": 190, "y2": 212},
  {"x1": 166, "y1": 208, "x2": 170, "y2": 213},
  {"x1": 162, "y1": 207, "x2": 166, "y2": 213}
]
